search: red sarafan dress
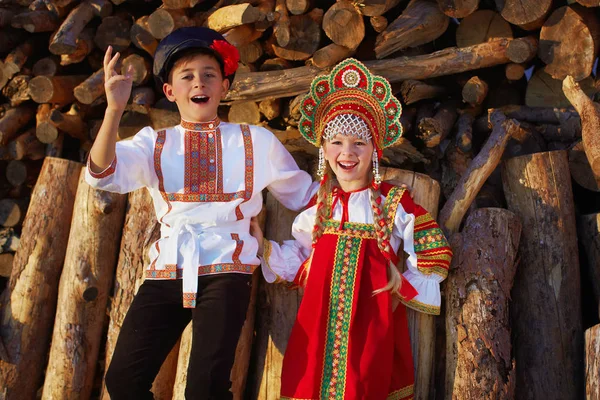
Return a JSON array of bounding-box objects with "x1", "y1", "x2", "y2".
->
[{"x1": 261, "y1": 183, "x2": 453, "y2": 400}]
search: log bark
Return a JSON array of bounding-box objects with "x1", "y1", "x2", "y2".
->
[
  {"x1": 439, "y1": 112, "x2": 520, "y2": 234},
  {"x1": 223, "y1": 24, "x2": 263, "y2": 48},
  {"x1": 370, "y1": 15, "x2": 388, "y2": 33},
  {"x1": 375, "y1": 0, "x2": 449, "y2": 59},
  {"x1": 578, "y1": 214, "x2": 600, "y2": 314},
  {"x1": 1, "y1": 40, "x2": 34, "y2": 84},
  {"x1": 207, "y1": 4, "x2": 264, "y2": 32},
  {"x1": 226, "y1": 37, "x2": 521, "y2": 103},
  {"x1": 49, "y1": 0, "x2": 109, "y2": 55},
  {"x1": 418, "y1": 99, "x2": 458, "y2": 147},
  {"x1": 445, "y1": 208, "x2": 519, "y2": 399},
  {"x1": 456, "y1": 10, "x2": 512, "y2": 48},
  {"x1": 259, "y1": 98, "x2": 281, "y2": 121},
  {"x1": 131, "y1": 16, "x2": 158, "y2": 56},
  {"x1": 399, "y1": 79, "x2": 447, "y2": 105},
  {"x1": 36, "y1": 103, "x2": 60, "y2": 144},
  {"x1": 49, "y1": 104, "x2": 88, "y2": 142},
  {"x1": 29, "y1": 74, "x2": 86, "y2": 105},
  {"x1": 308, "y1": 43, "x2": 353, "y2": 69},
  {"x1": 273, "y1": 0, "x2": 290, "y2": 47},
  {"x1": 0, "y1": 157, "x2": 81, "y2": 400},
  {"x1": 381, "y1": 167, "x2": 442, "y2": 400},
  {"x1": 437, "y1": 0, "x2": 479, "y2": 18},
  {"x1": 2, "y1": 75, "x2": 30, "y2": 107},
  {"x1": 94, "y1": 16, "x2": 132, "y2": 52},
  {"x1": 41, "y1": 170, "x2": 127, "y2": 400},
  {"x1": 0, "y1": 227, "x2": 20, "y2": 253},
  {"x1": 461, "y1": 76, "x2": 488, "y2": 106},
  {"x1": 11, "y1": 9, "x2": 59, "y2": 32},
  {"x1": 8, "y1": 128, "x2": 45, "y2": 160},
  {"x1": 495, "y1": 0, "x2": 552, "y2": 30},
  {"x1": 570, "y1": 141, "x2": 600, "y2": 192},
  {"x1": 527, "y1": 69, "x2": 596, "y2": 108},
  {"x1": 272, "y1": 10, "x2": 322, "y2": 61},
  {"x1": 0, "y1": 104, "x2": 35, "y2": 146},
  {"x1": 586, "y1": 324, "x2": 600, "y2": 399},
  {"x1": 562, "y1": 75, "x2": 600, "y2": 186},
  {"x1": 0, "y1": 252, "x2": 13, "y2": 278},
  {"x1": 539, "y1": 5, "x2": 600, "y2": 81},
  {"x1": 100, "y1": 188, "x2": 160, "y2": 399},
  {"x1": 74, "y1": 68, "x2": 105, "y2": 105},
  {"x1": 502, "y1": 150, "x2": 583, "y2": 400},
  {"x1": 60, "y1": 28, "x2": 94, "y2": 66},
  {"x1": 361, "y1": 0, "x2": 402, "y2": 17},
  {"x1": 323, "y1": 1, "x2": 364, "y2": 50}
]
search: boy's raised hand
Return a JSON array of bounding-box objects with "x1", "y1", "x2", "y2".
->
[{"x1": 104, "y1": 46, "x2": 133, "y2": 112}]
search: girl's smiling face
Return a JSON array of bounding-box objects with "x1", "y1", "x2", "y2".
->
[{"x1": 323, "y1": 133, "x2": 374, "y2": 192}]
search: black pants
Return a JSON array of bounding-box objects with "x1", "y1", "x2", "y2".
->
[{"x1": 105, "y1": 274, "x2": 252, "y2": 400}]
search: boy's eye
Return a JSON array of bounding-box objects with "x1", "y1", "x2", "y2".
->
[{"x1": 182, "y1": 75, "x2": 193, "y2": 80}]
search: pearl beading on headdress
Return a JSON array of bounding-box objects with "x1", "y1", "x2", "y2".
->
[{"x1": 322, "y1": 114, "x2": 372, "y2": 142}]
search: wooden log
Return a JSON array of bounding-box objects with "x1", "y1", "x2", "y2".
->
[
  {"x1": 437, "y1": 0, "x2": 479, "y2": 18},
  {"x1": 223, "y1": 24, "x2": 263, "y2": 48},
  {"x1": 33, "y1": 56, "x2": 61, "y2": 76},
  {"x1": 272, "y1": 10, "x2": 322, "y2": 61},
  {"x1": 399, "y1": 79, "x2": 447, "y2": 105},
  {"x1": 100, "y1": 188, "x2": 160, "y2": 399},
  {"x1": 0, "y1": 227, "x2": 20, "y2": 253},
  {"x1": 502, "y1": 150, "x2": 583, "y2": 400},
  {"x1": 576, "y1": 0, "x2": 600, "y2": 5},
  {"x1": 380, "y1": 167, "x2": 442, "y2": 400},
  {"x1": 41, "y1": 170, "x2": 126, "y2": 400},
  {"x1": 227, "y1": 37, "x2": 522, "y2": 103},
  {"x1": 441, "y1": 142, "x2": 472, "y2": 199},
  {"x1": 121, "y1": 54, "x2": 151, "y2": 87},
  {"x1": 563, "y1": 75, "x2": 600, "y2": 186},
  {"x1": 505, "y1": 63, "x2": 525, "y2": 81},
  {"x1": 94, "y1": 16, "x2": 132, "y2": 52},
  {"x1": 494, "y1": 0, "x2": 552, "y2": 30},
  {"x1": 207, "y1": 4, "x2": 264, "y2": 33},
  {"x1": 418, "y1": 99, "x2": 458, "y2": 148},
  {"x1": 0, "y1": 8, "x2": 14, "y2": 28},
  {"x1": 273, "y1": 0, "x2": 290, "y2": 47},
  {"x1": 539, "y1": 5, "x2": 600, "y2": 81},
  {"x1": 49, "y1": 104, "x2": 88, "y2": 142},
  {"x1": 456, "y1": 10, "x2": 512, "y2": 48},
  {"x1": 148, "y1": 8, "x2": 191, "y2": 40},
  {"x1": 228, "y1": 101, "x2": 261, "y2": 125},
  {"x1": 171, "y1": 323, "x2": 192, "y2": 400},
  {"x1": 29, "y1": 75, "x2": 86, "y2": 105},
  {"x1": 286, "y1": 0, "x2": 312, "y2": 15},
  {"x1": 462, "y1": 76, "x2": 488, "y2": 106},
  {"x1": 0, "y1": 104, "x2": 35, "y2": 146},
  {"x1": 0, "y1": 198, "x2": 27, "y2": 228},
  {"x1": 445, "y1": 208, "x2": 519, "y2": 399},
  {"x1": 74, "y1": 68, "x2": 104, "y2": 105},
  {"x1": 570, "y1": 141, "x2": 600, "y2": 192},
  {"x1": 307, "y1": 43, "x2": 353, "y2": 69},
  {"x1": 59, "y1": 28, "x2": 94, "y2": 66},
  {"x1": 148, "y1": 107, "x2": 180, "y2": 130},
  {"x1": 162, "y1": 0, "x2": 200, "y2": 9},
  {"x1": 506, "y1": 36, "x2": 538, "y2": 63},
  {"x1": 0, "y1": 157, "x2": 81, "y2": 400},
  {"x1": 6, "y1": 159, "x2": 40, "y2": 187},
  {"x1": 8, "y1": 128, "x2": 45, "y2": 160},
  {"x1": 586, "y1": 324, "x2": 600, "y2": 399},
  {"x1": 239, "y1": 41, "x2": 263, "y2": 64},
  {"x1": 49, "y1": 0, "x2": 110, "y2": 55},
  {"x1": 2, "y1": 75, "x2": 31, "y2": 107},
  {"x1": 370, "y1": 15, "x2": 388, "y2": 33},
  {"x1": 0, "y1": 252, "x2": 13, "y2": 277},
  {"x1": 249, "y1": 193, "x2": 301, "y2": 399},
  {"x1": 259, "y1": 98, "x2": 281, "y2": 121},
  {"x1": 117, "y1": 111, "x2": 151, "y2": 139},
  {"x1": 36, "y1": 103, "x2": 60, "y2": 144},
  {"x1": 439, "y1": 112, "x2": 520, "y2": 234},
  {"x1": 127, "y1": 86, "x2": 156, "y2": 114},
  {"x1": 11, "y1": 9, "x2": 59, "y2": 32},
  {"x1": 527, "y1": 69, "x2": 596, "y2": 108},
  {"x1": 323, "y1": 1, "x2": 364, "y2": 50},
  {"x1": 578, "y1": 214, "x2": 600, "y2": 314},
  {"x1": 1, "y1": 40, "x2": 34, "y2": 86},
  {"x1": 361, "y1": 0, "x2": 402, "y2": 17},
  {"x1": 130, "y1": 16, "x2": 158, "y2": 56},
  {"x1": 0, "y1": 28, "x2": 26, "y2": 55},
  {"x1": 375, "y1": 0, "x2": 449, "y2": 59},
  {"x1": 45, "y1": 132, "x2": 64, "y2": 158}
]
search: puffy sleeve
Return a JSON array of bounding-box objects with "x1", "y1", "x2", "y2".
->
[
  {"x1": 258, "y1": 126, "x2": 319, "y2": 211},
  {"x1": 85, "y1": 126, "x2": 155, "y2": 194},
  {"x1": 389, "y1": 188, "x2": 453, "y2": 315},
  {"x1": 261, "y1": 206, "x2": 315, "y2": 284}
]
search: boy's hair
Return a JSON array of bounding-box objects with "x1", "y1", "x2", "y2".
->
[{"x1": 165, "y1": 48, "x2": 226, "y2": 85}]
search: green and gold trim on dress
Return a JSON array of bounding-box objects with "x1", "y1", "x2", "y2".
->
[
  {"x1": 401, "y1": 297, "x2": 440, "y2": 315},
  {"x1": 383, "y1": 186, "x2": 407, "y2": 232},
  {"x1": 322, "y1": 219, "x2": 377, "y2": 239},
  {"x1": 321, "y1": 236, "x2": 362, "y2": 400},
  {"x1": 387, "y1": 384, "x2": 414, "y2": 400}
]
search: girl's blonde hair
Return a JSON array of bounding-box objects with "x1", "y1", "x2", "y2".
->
[{"x1": 310, "y1": 154, "x2": 402, "y2": 297}]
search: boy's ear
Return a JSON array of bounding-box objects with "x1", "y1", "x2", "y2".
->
[
  {"x1": 220, "y1": 78, "x2": 230, "y2": 99},
  {"x1": 163, "y1": 83, "x2": 176, "y2": 102}
]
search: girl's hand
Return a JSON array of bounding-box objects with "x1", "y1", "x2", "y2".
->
[
  {"x1": 250, "y1": 217, "x2": 264, "y2": 256},
  {"x1": 104, "y1": 46, "x2": 133, "y2": 113}
]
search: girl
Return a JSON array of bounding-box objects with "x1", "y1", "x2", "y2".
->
[{"x1": 253, "y1": 58, "x2": 453, "y2": 400}]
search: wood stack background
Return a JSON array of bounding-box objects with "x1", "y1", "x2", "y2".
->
[{"x1": 1, "y1": 0, "x2": 600, "y2": 398}]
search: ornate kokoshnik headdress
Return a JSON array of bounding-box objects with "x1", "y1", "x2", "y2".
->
[{"x1": 298, "y1": 58, "x2": 404, "y2": 186}]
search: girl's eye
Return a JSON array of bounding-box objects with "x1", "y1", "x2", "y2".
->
[
  {"x1": 355, "y1": 141, "x2": 366, "y2": 146},
  {"x1": 330, "y1": 141, "x2": 342, "y2": 145},
  {"x1": 204, "y1": 73, "x2": 216, "y2": 78}
]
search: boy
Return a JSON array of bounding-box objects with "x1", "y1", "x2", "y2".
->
[{"x1": 86, "y1": 27, "x2": 316, "y2": 399}]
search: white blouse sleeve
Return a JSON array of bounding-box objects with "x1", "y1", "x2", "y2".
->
[
  {"x1": 261, "y1": 206, "x2": 315, "y2": 284},
  {"x1": 85, "y1": 126, "x2": 155, "y2": 194},
  {"x1": 392, "y1": 192, "x2": 453, "y2": 316}
]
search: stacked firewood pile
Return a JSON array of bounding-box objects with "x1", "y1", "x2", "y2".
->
[{"x1": 1, "y1": 0, "x2": 600, "y2": 399}]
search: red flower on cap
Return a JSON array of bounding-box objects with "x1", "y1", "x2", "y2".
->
[{"x1": 210, "y1": 40, "x2": 240, "y2": 77}]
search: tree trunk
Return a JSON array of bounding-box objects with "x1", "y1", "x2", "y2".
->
[
  {"x1": 585, "y1": 324, "x2": 600, "y2": 399},
  {"x1": 375, "y1": 0, "x2": 449, "y2": 59},
  {"x1": 539, "y1": 5, "x2": 600, "y2": 80},
  {"x1": 41, "y1": 170, "x2": 127, "y2": 400},
  {"x1": 445, "y1": 208, "x2": 520, "y2": 399},
  {"x1": 100, "y1": 188, "x2": 160, "y2": 399},
  {"x1": 578, "y1": 213, "x2": 600, "y2": 315},
  {"x1": 381, "y1": 167, "x2": 442, "y2": 400},
  {"x1": 0, "y1": 157, "x2": 81, "y2": 400},
  {"x1": 502, "y1": 150, "x2": 583, "y2": 400}
]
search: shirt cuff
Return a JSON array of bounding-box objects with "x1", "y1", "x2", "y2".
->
[{"x1": 87, "y1": 155, "x2": 117, "y2": 179}]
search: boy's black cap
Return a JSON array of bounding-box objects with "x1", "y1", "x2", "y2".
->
[{"x1": 153, "y1": 27, "x2": 238, "y2": 86}]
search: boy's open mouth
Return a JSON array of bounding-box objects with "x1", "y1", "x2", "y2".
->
[
  {"x1": 191, "y1": 95, "x2": 209, "y2": 104},
  {"x1": 338, "y1": 161, "x2": 357, "y2": 170}
]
